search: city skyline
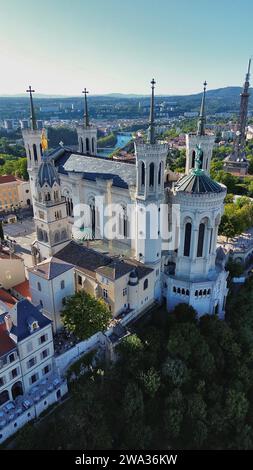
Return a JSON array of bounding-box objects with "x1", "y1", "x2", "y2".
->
[{"x1": 0, "y1": 0, "x2": 252, "y2": 96}]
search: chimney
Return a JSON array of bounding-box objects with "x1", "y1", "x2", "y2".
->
[{"x1": 4, "y1": 313, "x2": 13, "y2": 332}]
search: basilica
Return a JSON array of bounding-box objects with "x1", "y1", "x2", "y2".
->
[{"x1": 22, "y1": 79, "x2": 228, "y2": 330}]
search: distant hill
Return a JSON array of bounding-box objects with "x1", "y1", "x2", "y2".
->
[{"x1": 0, "y1": 86, "x2": 252, "y2": 120}]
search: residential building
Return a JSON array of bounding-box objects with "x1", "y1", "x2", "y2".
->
[
  {"x1": 0, "y1": 247, "x2": 26, "y2": 290},
  {"x1": 0, "y1": 297, "x2": 67, "y2": 444},
  {"x1": 0, "y1": 175, "x2": 31, "y2": 211},
  {"x1": 28, "y1": 257, "x2": 75, "y2": 332}
]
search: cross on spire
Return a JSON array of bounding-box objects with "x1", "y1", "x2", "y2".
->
[
  {"x1": 26, "y1": 85, "x2": 37, "y2": 131},
  {"x1": 147, "y1": 78, "x2": 156, "y2": 144},
  {"x1": 82, "y1": 88, "x2": 89, "y2": 127},
  {"x1": 197, "y1": 81, "x2": 207, "y2": 136}
]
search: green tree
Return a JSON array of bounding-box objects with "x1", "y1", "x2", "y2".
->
[
  {"x1": 61, "y1": 291, "x2": 111, "y2": 340},
  {"x1": 138, "y1": 367, "x2": 161, "y2": 398}
]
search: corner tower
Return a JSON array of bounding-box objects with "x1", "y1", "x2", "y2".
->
[
  {"x1": 22, "y1": 86, "x2": 47, "y2": 206},
  {"x1": 76, "y1": 88, "x2": 97, "y2": 155},
  {"x1": 185, "y1": 81, "x2": 215, "y2": 175},
  {"x1": 135, "y1": 79, "x2": 168, "y2": 267},
  {"x1": 33, "y1": 158, "x2": 71, "y2": 261},
  {"x1": 165, "y1": 147, "x2": 228, "y2": 318}
]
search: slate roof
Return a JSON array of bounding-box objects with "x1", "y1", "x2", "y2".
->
[
  {"x1": 55, "y1": 241, "x2": 111, "y2": 278},
  {"x1": 51, "y1": 148, "x2": 136, "y2": 189},
  {"x1": 55, "y1": 241, "x2": 153, "y2": 281},
  {"x1": 8, "y1": 299, "x2": 51, "y2": 342},
  {"x1": 175, "y1": 171, "x2": 225, "y2": 194},
  {"x1": 37, "y1": 159, "x2": 60, "y2": 187},
  {"x1": 28, "y1": 257, "x2": 74, "y2": 280}
]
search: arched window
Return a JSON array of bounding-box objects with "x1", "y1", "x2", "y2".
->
[
  {"x1": 54, "y1": 232, "x2": 60, "y2": 244},
  {"x1": 45, "y1": 193, "x2": 51, "y2": 202},
  {"x1": 184, "y1": 222, "x2": 192, "y2": 257},
  {"x1": 80, "y1": 138, "x2": 84, "y2": 153},
  {"x1": 92, "y1": 137, "x2": 95, "y2": 154},
  {"x1": 197, "y1": 223, "x2": 205, "y2": 257},
  {"x1": 61, "y1": 229, "x2": 67, "y2": 240},
  {"x1": 149, "y1": 163, "x2": 154, "y2": 187},
  {"x1": 182, "y1": 288, "x2": 185, "y2": 295},
  {"x1": 199, "y1": 150, "x2": 204, "y2": 169},
  {"x1": 44, "y1": 231, "x2": 48, "y2": 242},
  {"x1": 33, "y1": 144, "x2": 38, "y2": 161},
  {"x1": 11, "y1": 381, "x2": 23, "y2": 400},
  {"x1": 37, "y1": 228, "x2": 43, "y2": 241},
  {"x1": 86, "y1": 138, "x2": 90, "y2": 153},
  {"x1": 209, "y1": 228, "x2": 213, "y2": 254},
  {"x1": 177, "y1": 287, "x2": 180, "y2": 294},
  {"x1": 203, "y1": 289, "x2": 207, "y2": 296},
  {"x1": 186, "y1": 289, "x2": 190, "y2": 296},
  {"x1": 199, "y1": 290, "x2": 203, "y2": 296},
  {"x1": 158, "y1": 162, "x2": 162, "y2": 185},
  {"x1": 173, "y1": 286, "x2": 176, "y2": 293},
  {"x1": 207, "y1": 288, "x2": 211, "y2": 295},
  {"x1": 192, "y1": 150, "x2": 196, "y2": 168},
  {"x1": 0, "y1": 390, "x2": 9, "y2": 406},
  {"x1": 119, "y1": 205, "x2": 127, "y2": 238},
  {"x1": 89, "y1": 199, "x2": 96, "y2": 237},
  {"x1": 141, "y1": 162, "x2": 145, "y2": 186},
  {"x1": 195, "y1": 290, "x2": 198, "y2": 297},
  {"x1": 143, "y1": 279, "x2": 148, "y2": 290}
]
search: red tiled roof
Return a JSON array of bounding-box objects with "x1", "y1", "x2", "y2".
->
[
  {"x1": 12, "y1": 280, "x2": 31, "y2": 301},
  {"x1": 0, "y1": 323, "x2": 16, "y2": 357},
  {"x1": 0, "y1": 175, "x2": 17, "y2": 184},
  {"x1": 0, "y1": 289, "x2": 17, "y2": 309}
]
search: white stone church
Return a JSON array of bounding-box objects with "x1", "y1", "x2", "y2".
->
[{"x1": 22, "y1": 80, "x2": 228, "y2": 328}]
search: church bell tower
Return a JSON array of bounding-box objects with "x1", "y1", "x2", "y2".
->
[
  {"x1": 135, "y1": 79, "x2": 168, "y2": 267},
  {"x1": 22, "y1": 86, "x2": 47, "y2": 206}
]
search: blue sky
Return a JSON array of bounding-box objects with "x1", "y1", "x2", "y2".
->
[{"x1": 0, "y1": 0, "x2": 252, "y2": 95}]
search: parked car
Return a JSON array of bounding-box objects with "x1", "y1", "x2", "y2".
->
[{"x1": 2, "y1": 401, "x2": 15, "y2": 413}]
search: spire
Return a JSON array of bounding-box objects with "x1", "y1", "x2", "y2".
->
[
  {"x1": 26, "y1": 86, "x2": 37, "y2": 131},
  {"x1": 82, "y1": 88, "x2": 89, "y2": 127},
  {"x1": 197, "y1": 81, "x2": 207, "y2": 136},
  {"x1": 232, "y1": 59, "x2": 251, "y2": 161},
  {"x1": 243, "y1": 58, "x2": 251, "y2": 93},
  {"x1": 147, "y1": 78, "x2": 156, "y2": 144}
]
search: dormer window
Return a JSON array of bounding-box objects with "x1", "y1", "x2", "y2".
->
[
  {"x1": 31, "y1": 321, "x2": 39, "y2": 331},
  {"x1": 27, "y1": 317, "x2": 39, "y2": 334}
]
